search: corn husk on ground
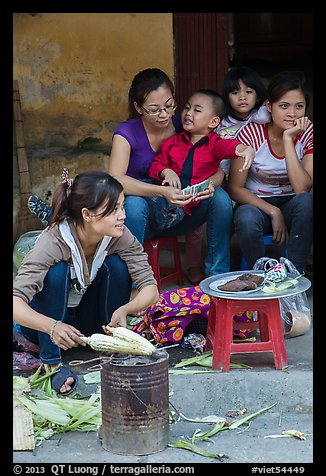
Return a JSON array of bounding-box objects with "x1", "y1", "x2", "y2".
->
[
  {"x1": 13, "y1": 367, "x2": 102, "y2": 446},
  {"x1": 80, "y1": 326, "x2": 156, "y2": 355}
]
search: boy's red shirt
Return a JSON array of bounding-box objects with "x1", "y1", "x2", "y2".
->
[{"x1": 148, "y1": 130, "x2": 241, "y2": 214}]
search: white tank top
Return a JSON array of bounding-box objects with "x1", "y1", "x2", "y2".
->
[{"x1": 237, "y1": 122, "x2": 313, "y2": 197}]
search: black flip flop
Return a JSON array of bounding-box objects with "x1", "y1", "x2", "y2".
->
[{"x1": 51, "y1": 365, "x2": 78, "y2": 396}]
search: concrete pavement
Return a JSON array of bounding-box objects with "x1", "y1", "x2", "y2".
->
[{"x1": 13, "y1": 282, "x2": 313, "y2": 466}]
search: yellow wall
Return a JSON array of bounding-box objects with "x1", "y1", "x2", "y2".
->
[
  {"x1": 13, "y1": 13, "x2": 174, "y2": 148},
  {"x1": 13, "y1": 13, "x2": 174, "y2": 239}
]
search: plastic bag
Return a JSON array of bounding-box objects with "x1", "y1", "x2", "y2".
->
[
  {"x1": 253, "y1": 257, "x2": 311, "y2": 337},
  {"x1": 13, "y1": 230, "x2": 43, "y2": 277},
  {"x1": 182, "y1": 333, "x2": 206, "y2": 352}
]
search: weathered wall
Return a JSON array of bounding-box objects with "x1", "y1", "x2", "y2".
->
[{"x1": 13, "y1": 12, "x2": 174, "y2": 239}]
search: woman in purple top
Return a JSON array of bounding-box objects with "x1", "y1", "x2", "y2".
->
[
  {"x1": 108, "y1": 68, "x2": 235, "y2": 277},
  {"x1": 114, "y1": 112, "x2": 183, "y2": 181}
]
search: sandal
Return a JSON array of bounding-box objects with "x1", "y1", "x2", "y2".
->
[{"x1": 51, "y1": 365, "x2": 79, "y2": 396}]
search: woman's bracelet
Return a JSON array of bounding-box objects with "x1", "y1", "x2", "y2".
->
[{"x1": 50, "y1": 320, "x2": 60, "y2": 344}]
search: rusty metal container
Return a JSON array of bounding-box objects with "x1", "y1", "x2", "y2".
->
[{"x1": 100, "y1": 349, "x2": 169, "y2": 455}]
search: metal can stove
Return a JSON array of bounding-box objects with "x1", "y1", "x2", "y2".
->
[{"x1": 100, "y1": 349, "x2": 169, "y2": 455}]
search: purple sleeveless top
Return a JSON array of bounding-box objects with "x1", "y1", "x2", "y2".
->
[{"x1": 113, "y1": 115, "x2": 183, "y2": 180}]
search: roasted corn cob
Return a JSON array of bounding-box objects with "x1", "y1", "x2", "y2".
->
[{"x1": 80, "y1": 328, "x2": 156, "y2": 355}]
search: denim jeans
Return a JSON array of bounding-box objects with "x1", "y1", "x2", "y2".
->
[
  {"x1": 144, "y1": 196, "x2": 185, "y2": 232},
  {"x1": 233, "y1": 192, "x2": 313, "y2": 273},
  {"x1": 20, "y1": 254, "x2": 132, "y2": 365},
  {"x1": 124, "y1": 186, "x2": 233, "y2": 276}
]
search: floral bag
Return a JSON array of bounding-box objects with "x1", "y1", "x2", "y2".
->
[{"x1": 132, "y1": 285, "x2": 255, "y2": 344}]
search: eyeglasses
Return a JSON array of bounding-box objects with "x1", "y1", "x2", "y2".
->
[{"x1": 141, "y1": 102, "x2": 177, "y2": 116}]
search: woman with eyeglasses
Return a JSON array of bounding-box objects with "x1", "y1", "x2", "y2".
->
[{"x1": 108, "y1": 68, "x2": 236, "y2": 278}]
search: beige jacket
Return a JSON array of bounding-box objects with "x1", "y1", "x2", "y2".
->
[{"x1": 13, "y1": 221, "x2": 156, "y2": 303}]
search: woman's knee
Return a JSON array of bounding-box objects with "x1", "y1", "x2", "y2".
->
[
  {"x1": 29, "y1": 261, "x2": 69, "y2": 318},
  {"x1": 291, "y1": 192, "x2": 313, "y2": 216},
  {"x1": 104, "y1": 254, "x2": 131, "y2": 281},
  {"x1": 124, "y1": 196, "x2": 149, "y2": 241},
  {"x1": 103, "y1": 255, "x2": 131, "y2": 303},
  {"x1": 234, "y1": 205, "x2": 264, "y2": 233},
  {"x1": 124, "y1": 196, "x2": 148, "y2": 217},
  {"x1": 43, "y1": 262, "x2": 69, "y2": 288}
]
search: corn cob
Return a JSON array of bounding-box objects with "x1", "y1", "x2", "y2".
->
[
  {"x1": 80, "y1": 329, "x2": 156, "y2": 355},
  {"x1": 107, "y1": 327, "x2": 157, "y2": 354}
]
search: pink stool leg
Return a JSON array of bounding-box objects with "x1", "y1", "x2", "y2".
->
[
  {"x1": 266, "y1": 299, "x2": 288, "y2": 369},
  {"x1": 258, "y1": 312, "x2": 269, "y2": 341},
  {"x1": 211, "y1": 298, "x2": 234, "y2": 371},
  {"x1": 205, "y1": 297, "x2": 216, "y2": 351}
]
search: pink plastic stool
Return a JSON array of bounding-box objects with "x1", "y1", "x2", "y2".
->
[
  {"x1": 205, "y1": 296, "x2": 288, "y2": 371},
  {"x1": 144, "y1": 236, "x2": 184, "y2": 292}
]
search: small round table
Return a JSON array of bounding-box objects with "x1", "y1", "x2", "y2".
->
[{"x1": 199, "y1": 271, "x2": 311, "y2": 371}]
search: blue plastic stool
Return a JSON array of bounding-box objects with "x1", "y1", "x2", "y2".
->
[{"x1": 241, "y1": 234, "x2": 289, "y2": 270}]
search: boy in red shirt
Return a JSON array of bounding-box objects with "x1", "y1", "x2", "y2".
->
[{"x1": 146, "y1": 89, "x2": 255, "y2": 232}]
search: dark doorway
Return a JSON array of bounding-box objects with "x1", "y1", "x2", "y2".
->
[
  {"x1": 173, "y1": 13, "x2": 228, "y2": 110},
  {"x1": 173, "y1": 13, "x2": 313, "y2": 116},
  {"x1": 229, "y1": 13, "x2": 313, "y2": 115},
  {"x1": 230, "y1": 13, "x2": 312, "y2": 71}
]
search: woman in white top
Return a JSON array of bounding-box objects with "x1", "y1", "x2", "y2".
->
[{"x1": 228, "y1": 71, "x2": 313, "y2": 273}]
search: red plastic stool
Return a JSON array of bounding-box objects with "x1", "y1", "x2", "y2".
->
[
  {"x1": 144, "y1": 236, "x2": 184, "y2": 292},
  {"x1": 205, "y1": 296, "x2": 287, "y2": 371}
]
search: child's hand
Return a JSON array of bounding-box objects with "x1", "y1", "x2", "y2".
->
[
  {"x1": 194, "y1": 181, "x2": 215, "y2": 202},
  {"x1": 161, "y1": 169, "x2": 182, "y2": 188},
  {"x1": 235, "y1": 145, "x2": 255, "y2": 172},
  {"x1": 162, "y1": 186, "x2": 194, "y2": 207}
]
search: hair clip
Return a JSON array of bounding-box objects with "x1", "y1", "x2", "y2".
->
[{"x1": 61, "y1": 168, "x2": 74, "y2": 189}]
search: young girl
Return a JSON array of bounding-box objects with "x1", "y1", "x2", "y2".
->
[
  {"x1": 228, "y1": 70, "x2": 313, "y2": 273},
  {"x1": 13, "y1": 170, "x2": 159, "y2": 395},
  {"x1": 187, "y1": 66, "x2": 269, "y2": 284},
  {"x1": 217, "y1": 65, "x2": 269, "y2": 174}
]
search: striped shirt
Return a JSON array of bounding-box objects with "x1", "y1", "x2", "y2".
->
[
  {"x1": 215, "y1": 105, "x2": 271, "y2": 174},
  {"x1": 237, "y1": 122, "x2": 313, "y2": 196}
]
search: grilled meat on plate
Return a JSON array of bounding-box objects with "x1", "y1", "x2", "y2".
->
[{"x1": 218, "y1": 274, "x2": 264, "y2": 292}]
